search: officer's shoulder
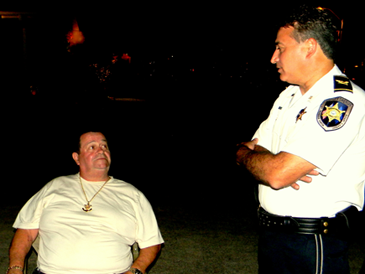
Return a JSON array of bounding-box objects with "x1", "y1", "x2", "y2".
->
[
  {"x1": 334, "y1": 75, "x2": 365, "y2": 98},
  {"x1": 334, "y1": 75, "x2": 353, "y2": 93}
]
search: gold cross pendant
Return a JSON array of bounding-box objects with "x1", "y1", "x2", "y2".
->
[{"x1": 82, "y1": 203, "x2": 92, "y2": 212}]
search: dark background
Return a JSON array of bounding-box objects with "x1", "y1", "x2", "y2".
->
[{"x1": 1, "y1": 2, "x2": 365, "y2": 210}]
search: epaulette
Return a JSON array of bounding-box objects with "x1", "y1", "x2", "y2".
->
[{"x1": 334, "y1": 75, "x2": 353, "y2": 93}]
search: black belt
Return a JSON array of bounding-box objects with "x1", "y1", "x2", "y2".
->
[{"x1": 258, "y1": 206, "x2": 358, "y2": 235}]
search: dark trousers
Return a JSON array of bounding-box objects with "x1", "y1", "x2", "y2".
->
[{"x1": 258, "y1": 229, "x2": 350, "y2": 274}]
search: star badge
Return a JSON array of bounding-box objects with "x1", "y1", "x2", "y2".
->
[
  {"x1": 296, "y1": 107, "x2": 307, "y2": 123},
  {"x1": 321, "y1": 102, "x2": 345, "y2": 123},
  {"x1": 317, "y1": 97, "x2": 353, "y2": 131}
]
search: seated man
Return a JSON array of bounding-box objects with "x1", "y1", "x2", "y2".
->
[{"x1": 7, "y1": 131, "x2": 163, "y2": 274}]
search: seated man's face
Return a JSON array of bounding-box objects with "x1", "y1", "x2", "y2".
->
[{"x1": 73, "y1": 132, "x2": 111, "y2": 174}]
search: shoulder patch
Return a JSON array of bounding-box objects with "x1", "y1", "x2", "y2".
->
[
  {"x1": 317, "y1": 97, "x2": 353, "y2": 131},
  {"x1": 334, "y1": 75, "x2": 353, "y2": 93}
]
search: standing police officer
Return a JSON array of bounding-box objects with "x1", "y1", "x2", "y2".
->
[{"x1": 236, "y1": 5, "x2": 365, "y2": 274}]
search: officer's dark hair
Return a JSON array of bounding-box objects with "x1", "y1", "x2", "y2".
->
[{"x1": 278, "y1": 4, "x2": 340, "y2": 61}]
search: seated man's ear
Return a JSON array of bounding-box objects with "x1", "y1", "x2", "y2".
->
[{"x1": 72, "y1": 152, "x2": 80, "y2": 165}]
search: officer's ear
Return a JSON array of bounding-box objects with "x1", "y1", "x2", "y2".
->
[
  {"x1": 72, "y1": 152, "x2": 80, "y2": 166},
  {"x1": 304, "y1": 38, "x2": 318, "y2": 58}
]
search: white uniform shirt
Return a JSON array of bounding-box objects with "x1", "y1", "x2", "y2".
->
[
  {"x1": 13, "y1": 174, "x2": 164, "y2": 274},
  {"x1": 253, "y1": 65, "x2": 365, "y2": 218}
]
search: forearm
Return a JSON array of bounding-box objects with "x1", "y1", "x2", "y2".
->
[
  {"x1": 8, "y1": 229, "x2": 39, "y2": 273},
  {"x1": 236, "y1": 140, "x2": 317, "y2": 189},
  {"x1": 127, "y1": 244, "x2": 162, "y2": 274},
  {"x1": 237, "y1": 144, "x2": 276, "y2": 186}
]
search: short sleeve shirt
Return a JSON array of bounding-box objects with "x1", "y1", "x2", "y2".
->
[
  {"x1": 13, "y1": 174, "x2": 164, "y2": 274},
  {"x1": 253, "y1": 65, "x2": 365, "y2": 217}
]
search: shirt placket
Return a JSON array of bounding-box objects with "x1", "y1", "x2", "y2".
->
[{"x1": 272, "y1": 92, "x2": 304, "y2": 153}]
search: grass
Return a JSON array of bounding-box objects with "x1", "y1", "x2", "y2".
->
[{"x1": 150, "y1": 205, "x2": 259, "y2": 273}]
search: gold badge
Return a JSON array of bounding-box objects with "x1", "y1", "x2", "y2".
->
[
  {"x1": 317, "y1": 97, "x2": 353, "y2": 131},
  {"x1": 296, "y1": 107, "x2": 307, "y2": 123},
  {"x1": 321, "y1": 103, "x2": 345, "y2": 123}
]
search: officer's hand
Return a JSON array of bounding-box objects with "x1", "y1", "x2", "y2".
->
[
  {"x1": 241, "y1": 138, "x2": 259, "y2": 150},
  {"x1": 291, "y1": 170, "x2": 320, "y2": 190},
  {"x1": 236, "y1": 138, "x2": 259, "y2": 165}
]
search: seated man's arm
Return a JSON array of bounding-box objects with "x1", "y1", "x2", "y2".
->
[
  {"x1": 125, "y1": 244, "x2": 162, "y2": 274},
  {"x1": 8, "y1": 229, "x2": 39, "y2": 274},
  {"x1": 236, "y1": 138, "x2": 318, "y2": 190}
]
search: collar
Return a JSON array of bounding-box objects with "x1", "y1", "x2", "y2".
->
[{"x1": 287, "y1": 65, "x2": 344, "y2": 99}]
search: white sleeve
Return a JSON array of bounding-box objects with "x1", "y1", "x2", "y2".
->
[
  {"x1": 13, "y1": 183, "x2": 52, "y2": 229},
  {"x1": 134, "y1": 192, "x2": 164, "y2": 249}
]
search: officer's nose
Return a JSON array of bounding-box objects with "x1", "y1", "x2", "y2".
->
[{"x1": 271, "y1": 49, "x2": 279, "y2": 64}]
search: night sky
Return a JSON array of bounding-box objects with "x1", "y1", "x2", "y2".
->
[{"x1": 1, "y1": 2, "x2": 364, "y2": 208}]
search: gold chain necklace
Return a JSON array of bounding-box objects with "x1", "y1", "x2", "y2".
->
[{"x1": 79, "y1": 175, "x2": 110, "y2": 212}]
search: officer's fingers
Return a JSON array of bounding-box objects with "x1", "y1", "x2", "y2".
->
[
  {"x1": 292, "y1": 175, "x2": 313, "y2": 189},
  {"x1": 299, "y1": 175, "x2": 313, "y2": 183},
  {"x1": 307, "y1": 170, "x2": 319, "y2": 176}
]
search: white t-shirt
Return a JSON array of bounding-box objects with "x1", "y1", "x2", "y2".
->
[
  {"x1": 13, "y1": 174, "x2": 164, "y2": 274},
  {"x1": 253, "y1": 65, "x2": 365, "y2": 218}
]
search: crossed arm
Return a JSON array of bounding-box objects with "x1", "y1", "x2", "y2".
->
[{"x1": 236, "y1": 138, "x2": 319, "y2": 190}]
